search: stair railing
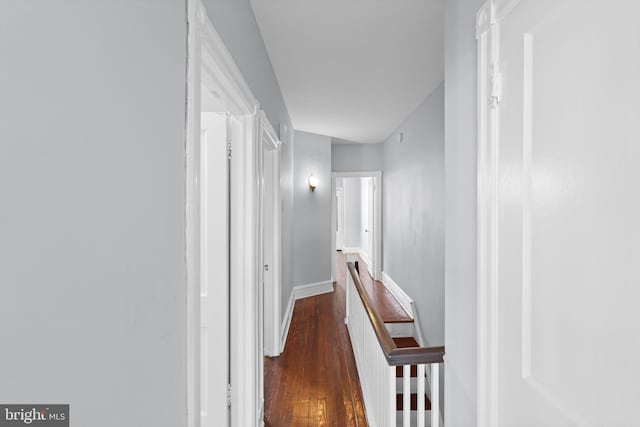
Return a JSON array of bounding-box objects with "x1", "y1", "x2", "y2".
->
[{"x1": 345, "y1": 262, "x2": 445, "y2": 427}]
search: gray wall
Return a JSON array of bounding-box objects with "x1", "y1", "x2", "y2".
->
[
  {"x1": 292, "y1": 131, "x2": 332, "y2": 288},
  {"x1": 331, "y1": 142, "x2": 384, "y2": 172},
  {"x1": 203, "y1": 0, "x2": 291, "y2": 131},
  {"x1": 343, "y1": 178, "x2": 363, "y2": 248},
  {"x1": 202, "y1": 0, "x2": 295, "y2": 325},
  {"x1": 0, "y1": 2, "x2": 187, "y2": 426},
  {"x1": 279, "y1": 126, "x2": 295, "y2": 319},
  {"x1": 382, "y1": 83, "x2": 445, "y2": 347},
  {"x1": 444, "y1": 0, "x2": 484, "y2": 424}
]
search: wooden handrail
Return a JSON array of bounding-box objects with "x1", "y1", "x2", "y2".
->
[{"x1": 347, "y1": 262, "x2": 445, "y2": 366}]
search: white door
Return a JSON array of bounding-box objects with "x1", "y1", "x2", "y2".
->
[
  {"x1": 262, "y1": 143, "x2": 281, "y2": 357},
  {"x1": 367, "y1": 178, "x2": 375, "y2": 277},
  {"x1": 359, "y1": 177, "x2": 372, "y2": 274},
  {"x1": 363, "y1": 178, "x2": 375, "y2": 277},
  {"x1": 479, "y1": 1, "x2": 640, "y2": 425},
  {"x1": 336, "y1": 187, "x2": 345, "y2": 250},
  {"x1": 200, "y1": 112, "x2": 229, "y2": 427}
]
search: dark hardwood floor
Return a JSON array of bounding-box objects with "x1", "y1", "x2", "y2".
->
[{"x1": 264, "y1": 252, "x2": 368, "y2": 426}]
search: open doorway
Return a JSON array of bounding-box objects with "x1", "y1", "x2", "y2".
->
[
  {"x1": 331, "y1": 171, "x2": 382, "y2": 282},
  {"x1": 186, "y1": 1, "x2": 268, "y2": 426}
]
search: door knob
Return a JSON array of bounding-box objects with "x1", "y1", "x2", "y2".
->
[{"x1": 264, "y1": 264, "x2": 270, "y2": 271}]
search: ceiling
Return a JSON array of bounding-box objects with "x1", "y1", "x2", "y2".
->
[{"x1": 250, "y1": 0, "x2": 444, "y2": 143}]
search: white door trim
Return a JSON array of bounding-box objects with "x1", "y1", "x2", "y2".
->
[
  {"x1": 476, "y1": 2, "x2": 499, "y2": 426},
  {"x1": 259, "y1": 112, "x2": 282, "y2": 358},
  {"x1": 186, "y1": 1, "x2": 261, "y2": 426},
  {"x1": 330, "y1": 171, "x2": 383, "y2": 281}
]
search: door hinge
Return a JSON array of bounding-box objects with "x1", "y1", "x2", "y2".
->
[
  {"x1": 491, "y1": 68, "x2": 502, "y2": 108},
  {"x1": 226, "y1": 113, "x2": 233, "y2": 160},
  {"x1": 226, "y1": 384, "x2": 232, "y2": 407}
]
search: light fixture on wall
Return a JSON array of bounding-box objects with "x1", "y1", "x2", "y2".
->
[{"x1": 308, "y1": 174, "x2": 318, "y2": 192}]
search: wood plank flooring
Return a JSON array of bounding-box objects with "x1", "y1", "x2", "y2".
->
[{"x1": 263, "y1": 252, "x2": 368, "y2": 426}]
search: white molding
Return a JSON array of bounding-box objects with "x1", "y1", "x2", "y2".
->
[
  {"x1": 410, "y1": 301, "x2": 426, "y2": 347},
  {"x1": 381, "y1": 271, "x2": 414, "y2": 319},
  {"x1": 193, "y1": 1, "x2": 257, "y2": 115},
  {"x1": 341, "y1": 247, "x2": 373, "y2": 275},
  {"x1": 359, "y1": 249, "x2": 372, "y2": 274},
  {"x1": 341, "y1": 247, "x2": 365, "y2": 264},
  {"x1": 494, "y1": 0, "x2": 522, "y2": 22},
  {"x1": 186, "y1": 1, "x2": 260, "y2": 426},
  {"x1": 475, "y1": 0, "x2": 494, "y2": 39},
  {"x1": 261, "y1": 111, "x2": 281, "y2": 149},
  {"x1": 185, "y1": 6, "x2": 202, "y2": 425},
  {"x1": 280, "y1": 290, "x2": 295, "y2": 353},
  {"x1": 341, "y1": 247, "x2": 360, "y2": 254},
  {"x1": 257, "y1": 400, "x2": 265, "y2": 427},
  {"x1": 476, "y1": 2, "x2": 499, "y2": 426},
  {"x1": 280, "y1": 280, "x2": 335, "y2": 351},
  {"x1": 294, "y1": 280, "x2": 334, "y2": 300}
]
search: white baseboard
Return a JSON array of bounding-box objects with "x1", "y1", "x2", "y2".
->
[
  {"x1": 280, "y1": 280, "x2": 334, "y2": 352},
  {"x1": 341, "y1": 247, "x2": 360, "y2": 256},
  {"x1": 411, "y1": 300, "x2": 427, "y2": 347},
  {"x1": 258, "y1": 400, "x2": 264, "y2": 427},
  {"x1": 342, "y1": 247, "x2": 371, "y2": 270},
  {"x1": 294, "y1": 280, "x2": 334, "y2": 300},
  {"x1": 381, "y1": 272, "x2": 429, "y2": 348},
  {"x1": 381, "y1": 271, "x2": 414, "y2": 319},
  {"x1": 280, "y1": 291, "x2": 295, "y2": 353},
  {"x1": 359, "y1": 249, "x2": 372, "y2": 270}
]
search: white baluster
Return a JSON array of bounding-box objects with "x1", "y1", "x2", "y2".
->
[
  {"x1": 403, "y1": 364, "x2": 410, "y2": 427},
  {"x1": 431, "y1": 363, "x2": 439, "y2": 427},
  {"x1": 417, "y1": 363, "x2": 425, "y2": 427},
  {"x1": 389, "y1": 365, "x2": 397, "y2": 427}
]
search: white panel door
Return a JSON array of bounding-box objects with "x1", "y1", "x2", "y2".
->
[
  {"x1": 366, "y1": 178, "x2": 375, "y2": 278},
  {"x1": 200, "y1": 112, "x2": 229, "y2": 427},
  {"x1": 336, "y1": 187, "x2": 345, "y2": 250},
  {"x1": 261, "y1": 145, "x2": 275, "y2": 358},
  {"x1": 480, "y1": 1, "x2": 640, "y2": 425}
]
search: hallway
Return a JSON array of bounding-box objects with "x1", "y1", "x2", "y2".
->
[{"x1": 264, "y1": 252, "x2": 368, "y2": 426}]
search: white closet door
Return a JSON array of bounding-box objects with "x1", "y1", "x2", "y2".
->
[
  {"x1": 200, "y1": 112, "x2": 229, "y2": 427},
  {"x1": 480, "y1": 1, "x2": 640, "y2": 425}
]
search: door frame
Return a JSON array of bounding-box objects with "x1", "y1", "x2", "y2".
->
[
  {"x1": 186, "y1": 1, "x2": 262, "y2": 426},
  {"x1": 330, "y1": 171, "x2": 382, "y2": 281},
  {"x1": 259, "y1": 113, "x2": 282, "y2": 358},
  {"x1": 476, "y1": 1, "x2": 501, "y2": 425}
]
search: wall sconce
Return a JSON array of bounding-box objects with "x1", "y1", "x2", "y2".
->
[{"x1": 308, "y1": 174, "x2": 318, "y2": 192}]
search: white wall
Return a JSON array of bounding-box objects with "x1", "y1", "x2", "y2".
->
[
  {"x1": 292, "y1": 131, "x2": 332, "y2": 287},
  {"x1": 444, "y1": 0, "x2": 485, "y2": 424},
  {"x1": 0, "y1": 2, "x2": 187, "y2": 426},
  {"x1": 331, "y1": 142, "x2": 384, "y2": 172},
  {"x1": 278, "y1": 125, "x2": 295, "y2": 322},
  {"x1": 382, "y1": 83, "x2": 445, "y2": 348},
  {"x1": 202, "y1": 0, "x2": 295, "y2": 326},
  {"x1": 343, "y1": 177, "x2": 362, "y2": 249}
]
